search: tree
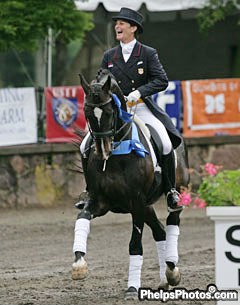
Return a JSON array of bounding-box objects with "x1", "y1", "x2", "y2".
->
[
  {"x1": 197, "y1": 0, "x2": 240, "y2": 32},
  {"x1": 0, "y1": 0, "x2": 94, "y2": 86},
  {"x1": 0, "y1": 0, "x2": 93, "y2": 52}
]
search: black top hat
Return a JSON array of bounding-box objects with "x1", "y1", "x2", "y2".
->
[{"x1": 112, "y1": 7, "x2": 143, "y2": 33}]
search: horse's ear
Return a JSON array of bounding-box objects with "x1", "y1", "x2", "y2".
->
[
  {"x1": 79, "y1": 73, "x2": 90, "y2": 95},
  {"x1": 102, "y1": 75, "x2": 111, "y2": 94}
]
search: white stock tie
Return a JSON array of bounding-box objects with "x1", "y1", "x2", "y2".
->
[{"x1": 122, "y1": 45, "x2": 134, "y2": 62}]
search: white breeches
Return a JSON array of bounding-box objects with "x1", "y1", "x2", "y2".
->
[{"x1": 129, "y1": 103, "x2": 172, "y2": 155}]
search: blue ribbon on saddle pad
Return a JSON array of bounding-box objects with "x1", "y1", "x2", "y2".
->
[
  {"x1": 112, "y1": 122, "x2": 149, "y2": 158},
  {"x1": 112, "y1": 93, "x2": 133, "y2": 123}
]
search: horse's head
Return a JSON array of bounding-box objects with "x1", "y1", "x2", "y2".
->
[{"x1": 79, "y1": 73, "x2": 118, "y2": 160}]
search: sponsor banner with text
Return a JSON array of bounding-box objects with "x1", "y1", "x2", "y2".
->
[
  {"x1": 182, "y1": 79, "x2": 240, "y2": 137},
  {"x1": 0, "y1": 87, "x2": 37, "y2": 146},
  {"x1": 45, "y1": 86, "x2": 87, "y2": 142},
  {"x1": 152, "y1": 81, "x2": 181, "y2": 131}
]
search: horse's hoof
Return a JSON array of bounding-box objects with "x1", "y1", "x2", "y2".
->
[
  {"x1": 158, "y1": 278, "x2": 169, "y2": 290},
  {"x1": 166, "y1": 265, "x2": 181, "y2": 286},
  {"x1": 72, "y1": 257, "x2": 88, "y2": 280},
  {"x1": 124, "y1": 286, "x2": 138, "y2": 300}
]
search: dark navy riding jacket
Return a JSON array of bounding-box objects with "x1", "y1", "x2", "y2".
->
[
  {"x1": 101, "y1": 41, "x2": 168, "y2": 97},
  {"x1": 101, "y1": 41, "x2": 182, "y2": 148}
]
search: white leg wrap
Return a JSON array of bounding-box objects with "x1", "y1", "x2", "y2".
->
[
  {"x1": 165, "y1": 225, "x2": 180, "y2": 265},
  {"x1": 72, "y1": 218, "x2": 90, "y2": 254},
  {"x1": 127, "y1": 255, "x2": 143, "y2": 290},
  {"x1": 156, "y1": 240, "x2": 167, "y2": 280}
]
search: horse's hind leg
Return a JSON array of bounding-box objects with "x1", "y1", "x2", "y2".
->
[
  {"x1": 165, "y1": 211, "x2": 181, "y2": 286},
  {"x1": 72, "y1": 200, "x2": 108, "y2": 280},
  {"x1": 144, "y1": 206, "x2": 168, "y2": 289}
]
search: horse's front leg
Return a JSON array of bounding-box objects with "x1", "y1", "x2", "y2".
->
[
  {"x1": 165, "y1": 210, "x2": 182, "y2": 286},
  {"x1": 125, "y1": 202, "x2": 145, "y2": 300},
  {"x1": 72, "y1": 200, "x2": 108, "y2": 280}
]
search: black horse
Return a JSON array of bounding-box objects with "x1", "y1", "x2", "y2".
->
[{"x1": 72, "y1": 69, "x2": 189, "y2": 299}]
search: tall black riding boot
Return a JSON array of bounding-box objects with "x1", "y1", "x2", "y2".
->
[
  {"x1": 162, "y1": 151, "x2": 183, "y2": 212},
  {"x1": 74, "y1": 156, "x2": 90, "y2": 209}
]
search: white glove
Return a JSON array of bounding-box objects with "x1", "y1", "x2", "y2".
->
[{"x1": 127, "y1": 90, "x2": 141, "y2": 102}]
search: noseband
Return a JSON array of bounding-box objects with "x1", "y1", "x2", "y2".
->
[{"x1": 85, "y1": 96, "x2": 112, "y2": 108}]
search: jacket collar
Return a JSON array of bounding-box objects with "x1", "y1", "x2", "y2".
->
[{"x1": 113, "y1": 41, "x2": 142, "y2": 60}]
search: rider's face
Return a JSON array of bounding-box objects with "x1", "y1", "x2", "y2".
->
[{"x1": 114, "y1": 20, "x2": 137, "y2": 43}]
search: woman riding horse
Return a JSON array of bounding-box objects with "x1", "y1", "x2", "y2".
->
[
  {"x1": 80, "y1": 7, "x2": 183, "y2": 213},
  {"x1": 72, "y1": 7, "x2": 188, "y2": 299},
  {"x1": 73, "y1": 71, "x2": 185, "y2": 298}
]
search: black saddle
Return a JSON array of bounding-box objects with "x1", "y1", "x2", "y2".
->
[{"x1": 145, "y1": 124, "x2": 163, "y2": 167}]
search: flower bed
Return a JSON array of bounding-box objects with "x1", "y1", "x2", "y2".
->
[{"x1": 179, "y1": 163, "x2": 240, "y2": 208}]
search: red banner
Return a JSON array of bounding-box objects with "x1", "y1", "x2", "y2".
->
[
  {"x1": 182, "y1": 79, "x2": 240, "y2": 137},
  {"x1": 45, "y1": 86, "x2": 87, "y2": 142}
]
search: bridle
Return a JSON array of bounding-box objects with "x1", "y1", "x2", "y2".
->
[
  {"x1": 84, "y1": 84, "x2": 136, "y2": 170},
  {"x1": 85, "y1": 92, "x2": 134, "y2": 146},
  {"x1": 85, "y1": 92, "x2": 120, "y2": 141}
]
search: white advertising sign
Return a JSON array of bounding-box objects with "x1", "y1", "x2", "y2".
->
[
  {"x1": 207, "y1": 207, "x2": 240, "y2": 305},
  {"x1": 0, "y1": 88, "x2": 38, "y2": 146},
  {"x1": 215, "y1": 221, "x2": 240, "y2": 289}
]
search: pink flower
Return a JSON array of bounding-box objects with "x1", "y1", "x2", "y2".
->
[
  {"x1": 193, "y1": 196, "x2": 207, "y2": 209},
  {"x1": 204, "y1": 162, "x2": 218, "y2": 176},
  {"x1": 178, "y1": 192, "x2": 192, "y2": 206}
]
